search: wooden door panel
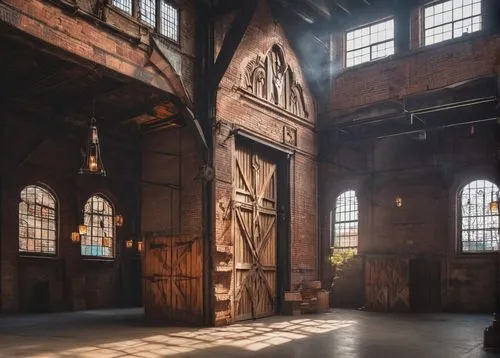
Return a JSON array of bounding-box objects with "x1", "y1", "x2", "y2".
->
[
  {"x1": 365, "y1": 257, "x2": 410, "y2": 312},
  {"x1": 143, "y1": 235, "x2": 202, "y2": 324},
  {"x1": 233, "y1": 141, "x2": 277, "y2": 321}
]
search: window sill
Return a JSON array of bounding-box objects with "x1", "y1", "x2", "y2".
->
[
  {"x1": 19, "y1": 254, "x2": 58, "y2": 260},
  {"x1": 81, "y1": 257, "x2": 116, "y2": 263}
]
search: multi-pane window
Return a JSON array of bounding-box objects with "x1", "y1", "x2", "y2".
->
[
  {"x1": 459, "y1": 180, "x2": 499, "y2": 253},
  {"x1": 424, "y1": 0, "x2": 482, "y2": 46},
  {"x1": 160, "y1": 1, "x2": 179, "y2": 42},
  {"x1": 82, "y1": 195, "x2": 115, "y2": 258},
  {"x1": 140, "y1": 0, "x2": 156, "y2": 28},
  {"x1": 19, "y1": 185, "x2": 57, "y2": 255},
  {"x1": 345, "y1": 18, "x2": 394, "y2": 68},
  {"x1": 112, "y1": 0, "x2": 132, "y2": 15},
  {"x1": 331, "y1": 190, "x2": 359, "y2": 252}
]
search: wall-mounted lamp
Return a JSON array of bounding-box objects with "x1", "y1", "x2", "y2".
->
[
  {"x1": 138, "y1": 241, "x2": 144, "y2": 252},
  {"x1": 78, "y1": 224, "x2": 87, "y2": 235},
  {"x1": 71, "y1": 232, "x2": 80, "y2": 243},
  {"x1": 115, "y1": 214, "x2": 124, "y2": 227},
  {"x1": 394, "y1": 196, "x2": 403, "y2": 208},
  {"x1": 125, "y1": 240, "x2": 133, "y2": 249}
]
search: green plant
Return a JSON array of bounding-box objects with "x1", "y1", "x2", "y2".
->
[{"x1": 328, "y1": 248, "x2": 356, "y2": 280}]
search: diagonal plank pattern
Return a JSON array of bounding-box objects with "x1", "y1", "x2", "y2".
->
[
  {"x1": 233, "y1": 142, "x2": 277, "y2": 321},
  {"x1": 143, "y1": 235, "x2": 203, "y2": 324}
]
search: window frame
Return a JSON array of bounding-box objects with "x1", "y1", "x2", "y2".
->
[
  {"x1": 422, "y1": 0, "x2": 483, "y2": 47},
  {"x1": 457, "y1": 179, "x2": 499, "y2": 254},
  {"x1": 81, "y1": 194, "x2": 116, "y2": 260},
  {"x1": 18, "y1": 184, "x2": 59, "y2": 257},
  {"x1": 111, "y1": 0, "x2": 181, "y2": 44},
  {"x1": 344, "y1": 17, "x2": 395, "y2": 69},
  {"x1": 331, "y1": 190, "x2": 359, "y2": 252},
  {"x1": 111, "y1": 0, "x2": 133, "y2": 15}
]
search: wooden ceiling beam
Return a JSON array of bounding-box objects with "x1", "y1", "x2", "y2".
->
[{"x1": 210, "y1": 1, "x2": 257, "y2": 94}]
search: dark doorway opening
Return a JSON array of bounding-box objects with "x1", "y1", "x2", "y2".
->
[{"x1": 409, "y1": 258, "x2": 441, "y2": 312}]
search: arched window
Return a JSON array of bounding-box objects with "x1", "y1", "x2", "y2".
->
[
  {"x1": 19, "y1": 185, "x2": 57, "y2": 254},
  {"x1": 331, "y1": 190, "x2": 358, "y2": 253},
  {"x1": 459, "y1": 180, "x2": 499, "y2": 253},
  {"x1": 82, "y1": 195, "x2": 115, "y2": 258}
]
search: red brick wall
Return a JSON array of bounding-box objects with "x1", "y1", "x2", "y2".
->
[
  {"x1": 1, "y1": 113, "x2": 141, "y2": 313},
  {"x1": 319, "y1": 124, "x2": 499, "y2": 312},
  {"x1": 212, "y1": 0, "x2": 318, "y2": 325},
  {"x1": 330, "y1": 13, "x2": 500, "y2": 112},
  {"x1": 1, "y1": 0, "x2": 197, "y2": 100}
]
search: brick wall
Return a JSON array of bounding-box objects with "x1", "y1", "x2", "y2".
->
[
  {"x1": 319, "y1": 123, "x2": 498, "y2": 312},
  {"x1": 212, "y1": 0, "x2": 318, "y2": 325},
  {"x1": 0, "y1": 112, "x2": 141, "y2": 313},
  {"x1": 1, "y1": 0, "x2": 197, "y2": 100},
  {"x1": 329, "y1": 6, "x2": 500, "y2": 112}
]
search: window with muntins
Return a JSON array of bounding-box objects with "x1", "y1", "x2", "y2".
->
[
  {"x1": 331, "y1": 190, "x2": 359, "y2": 253},
  {"x1": 112, "y1": 0, "x2": 133, "y2": 15},
  {"x1": 139, "y1": 0, "x2": 156, "y2": 28},
  {"x1": 160, "y1": 1, "x2": 179, "y2": 42},
  {"x1": 82, "y1": 195, "x2": 115, "y2": 258},
  {"x1": 19, "y1": 185, "x2": 57, "y2": 255},
  {"x1": 111, "y1": 0, "x2": 180, "y2": 42},
  {"x1": 345, "y1": 18, "x2": 394, "y2": 68},
  {"x1": 424, "y1": 0, "x2": 482, "y2": 46},
  {"x1": 459, "y1": 180, "x2": 499, "y2": 253}
]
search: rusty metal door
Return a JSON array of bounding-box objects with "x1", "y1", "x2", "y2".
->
[
  {"x1": 143, "y1": 235, "x2": 203, "y2": 324},
  {"x1": 233, "y1": 141, "x2": 277, "y2": 321}
]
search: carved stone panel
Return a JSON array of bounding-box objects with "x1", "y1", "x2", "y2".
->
[
  {"x1": 242, "y1": 44, "x2": 309, "y2": 119},
  {"x1": 283, "y1": 125, "x2": 297, "y2": 146}
]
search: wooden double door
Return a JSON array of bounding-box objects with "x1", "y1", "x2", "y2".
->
[{"x1": 233, "y1": 141, "x2": 278, "y2": 321}]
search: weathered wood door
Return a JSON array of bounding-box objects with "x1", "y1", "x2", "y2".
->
[
  {"x1": 233, "y1": 141, "x2": 277, "y2": 321},
  {"x1": 143, "y1": 235, "x2": 203, "y2": 324},
  {"x1": 365, "y1": 256, "x2": 410, "y2": 312}
]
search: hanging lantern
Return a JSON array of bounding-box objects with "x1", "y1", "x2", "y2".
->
[
  {"x1": 394, "y1": 196, "x2": 403, "y2": 208},
  {"x1": 137, "y1": 241, "x2": 144, "y2": 252},
  {"x1": 78, "y1": 116, "x2": 106, "y2": 176},
  {"x1": 115, "y1": 214, "x2": 124, "y2": 227},
  {"x1": 125, "y1": 240, "x2": 133, "y2": 249},
  {"x1": 78, "y1": 224, "x2": 87, "y2": 235},
  {"x1": 71, "y1": 232, "x2": 80, "y2": 243}
]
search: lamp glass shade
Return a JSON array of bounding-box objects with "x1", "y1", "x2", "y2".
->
[
  {"x1": 138, "y1": 241, "x2": 144, "y2": 252},
  {"x1": 78, "y1": 224, "x2": 87, "y2": 235},
  {"x1": 125, "y1": 240, "x2": 133, "y2": 249},
  {"x1": 395, "y1": 197, "x2": 403, "y2": 208},
  {"x1": 71, "y1": 232, "x2": 80, "y2": 243},
  {"x1": 115, "y1": 214, "x2": 124, "y2": 227}
]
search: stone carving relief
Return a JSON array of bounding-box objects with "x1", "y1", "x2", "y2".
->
[
  {"x1": 283, "y1": 125, "x2": 297, "y2": 146},
  {"x1": 243, "y1": 44, "x2": 309, "y2": 119}
]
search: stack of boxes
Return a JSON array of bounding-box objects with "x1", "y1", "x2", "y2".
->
[{"x1": 282, "y1": 280, "x2": 330, "y2": 315}]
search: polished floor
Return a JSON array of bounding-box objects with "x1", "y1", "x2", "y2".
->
[{"x1": 0, "y1": 308, "x2": 496, "y2": 357}]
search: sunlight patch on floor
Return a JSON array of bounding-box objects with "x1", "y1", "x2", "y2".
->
[{"x1": 29, "y1": 318, "x2": 356, "y2": 357}]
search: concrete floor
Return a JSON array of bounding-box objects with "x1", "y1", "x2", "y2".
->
[{"x1": 0, "y1": 308, "x2": 497, "y2": 358}]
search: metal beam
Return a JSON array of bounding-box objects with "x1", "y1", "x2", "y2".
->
[{"x1": 209, "y1": 1, "x2": 257, "y2": 93}]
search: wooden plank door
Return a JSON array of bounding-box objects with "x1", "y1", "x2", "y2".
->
[
  {"x1": 143, "y1": 235, "x2": 203, "y2": 324},
  {"x1": 365, "y1": 257, "x2": 410, "y2": 312},
  {"x1": 233, "y1": 141, "x2": 277, "y2": 321}
]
